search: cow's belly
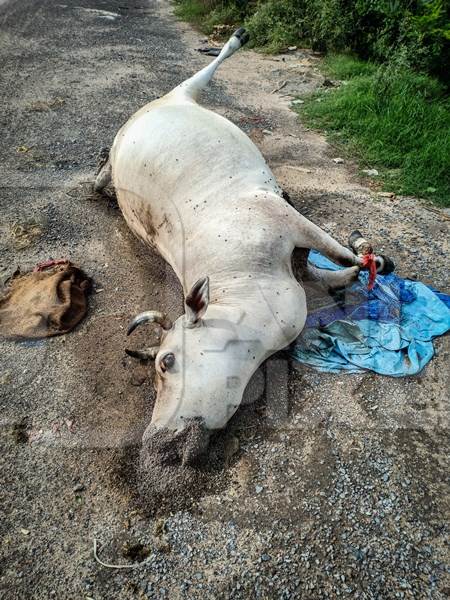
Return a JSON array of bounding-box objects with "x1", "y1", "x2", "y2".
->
[{"x1": 111, "y1": 99, "x2": 288, "y2": 286}]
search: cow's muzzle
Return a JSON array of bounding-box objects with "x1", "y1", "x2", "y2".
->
[{"x1": 141, "y1": 418, "x2": 211, "y2": 469}]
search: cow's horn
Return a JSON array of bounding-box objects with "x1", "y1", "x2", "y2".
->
[
  {"x1": 127, "y1": 311, "x2": 172, "y2": 336},
  {"x1": 125, "y1": 346, "x2": 159, "y2": 361}
]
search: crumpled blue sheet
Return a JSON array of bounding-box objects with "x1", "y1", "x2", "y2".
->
[{"x1": 291, "y1": 251, "x2": 450, "y2": 376}]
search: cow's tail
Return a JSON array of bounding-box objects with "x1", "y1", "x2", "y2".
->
[{"x1": 174, "y1": 28, "x2": 250, "y2": 101}]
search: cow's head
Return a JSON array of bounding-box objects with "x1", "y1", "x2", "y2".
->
[{"x1": 127, "y1": 276, "x2": 255, "y2": 475}]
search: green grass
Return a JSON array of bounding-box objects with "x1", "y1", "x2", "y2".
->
[
  {"x1": 321, "y1": 54, "x2": 378, "y2": 79},
  {"x1": 173, "y1": 0, "x2": 241, "y2": 34},
  {"x1": 299, "y1": 56, "x2": 450, "y2": 206}
]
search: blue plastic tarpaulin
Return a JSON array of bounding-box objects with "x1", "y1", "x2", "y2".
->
[{"x1": 291, "y1": 251, "x2": 450, "y2": 376}]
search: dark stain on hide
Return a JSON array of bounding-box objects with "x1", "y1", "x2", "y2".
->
[
  {"x1": 157, "y1": 213, "x2": 173, "y2": 234},
  {"x1": 140, "y1": 207, "x2": 157, "y2": 241},
  {"x1": 126, "y1": 199, "x2": 158, "y2": 249}
]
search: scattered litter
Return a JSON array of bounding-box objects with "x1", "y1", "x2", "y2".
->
[
  {"x1": 10, "y1": 221, "x2": 42, "y2": 249},
  {"x1": 271, "y1": 80, "x2": 287, "y2": 94},
  {"x1": 332, "y1": 157, "x2": 344, "y2": 164},
  {"x1": 378, "y1": 192, "x2": 395, "y2": 199},
  {"x1": 362, "y1": 168, "x2": 379, "y2": 176},
  {"x1": 0, "y1": 262, "x2": 90, "y2": 339},
  {"x1": 291, "y1": 99, "x2": 304, "y2": 105},
  {"x1": 196, "y1": 47, "x2": 221, "y2": 57},
  {"x1": 16, "y1": 145, "x2": 32, "y2": 153},
  {"x1": 288, "y1": 46, "x2": 297, "y2": 51},
  {"x1": 73, "y1": 483, "x2": 85, "y2": 493},
  {"x1": 0, "y1": 371, "x2": 12, "y2": 385},
  {"x1": 27, "y1": 97, "x2": 65, "y2": 112},
  {"x1": 78, "y1": 8, "x2": 120, "y2": 19},
  {"x1": 20, "y1": 529, "x2": 30, "y2": 536},
  {"x1": 255, "y1": 485, "x2": 264, "y2": 494},
  {"x1": 262, "y1": 129, "x2": 273, "y2": 136}
]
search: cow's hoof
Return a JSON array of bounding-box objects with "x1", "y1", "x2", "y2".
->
[
  {"x1": 233, "y1": 27, "x2": 250, "y2": 47},
  {"x1": 378, "y1": 255, "x2": 395, "y2": 275},
  {"x1": 96, "y1": 146, "x2": 110, "y2": 174},
  {"x1": 348, "y1": 230, "x2": 373, "y2": 255}
]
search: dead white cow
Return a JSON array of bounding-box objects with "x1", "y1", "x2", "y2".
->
[{"x1": 96, "y1": 29, "x2": 393, "y2": 468}]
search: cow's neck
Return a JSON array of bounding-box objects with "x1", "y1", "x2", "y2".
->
[{"x1": 203, "y1": 270, "x2": 305, "y2": 354}]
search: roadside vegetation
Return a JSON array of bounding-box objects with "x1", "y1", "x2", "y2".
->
[
  {"x1": 174, "y1": 0, "x2": 449, "y2": 205},
  {"x1": 300, "y1": 56, "x2": 450, "y2": 205}
]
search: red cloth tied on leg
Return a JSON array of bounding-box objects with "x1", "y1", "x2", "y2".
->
[{"x1": 360, "y1": 253, "x2": 377, "y2": 290}]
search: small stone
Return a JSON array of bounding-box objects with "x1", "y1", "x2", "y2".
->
[
  {"x1": 72, "y1": 483, "x2": 85, "y2": 493},
  {"x1": 255, "y1": 485, "x2": 264, "y2": 494},
  {"x1": 377, "y1": 192, "x2": 395, "y2": 198},
  {"x1": 332, "y1": 158, "x2": 344, "y2": 164},
  {"x1": 263, "y1": 129, "x2": 273, "y2": 135},
  {"x1": 261, "y1": 553, "x2": 271, "y2": 561},
  {"x1": 362, "y1": 168, "x2": 379, "y2": 176},
  {"x1": 291, "y1": 99, "x2": 304, "y2": 105},
  {"x1": 20, "y1": 529, "x2": 30, "y2": 536}
]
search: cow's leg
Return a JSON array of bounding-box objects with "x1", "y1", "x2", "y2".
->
[
  {"x1": 94, "y1": 160, "x2": 112, "y2": 192},
  {"x1": 289, "y1": 208, "x2": 392, "y2": 273},
  {"x1": 303, "y1": 263, "x2": 360, "y2": 290},
  {"x1": 290, "y1": 210, "x2": 362, "y2": 268},
  {"x1": 94, "y1": 147, "x2": 112, "y2": 192},
  {"x1": 175, "y1": 28, "x2": 250, "y2": 101}
]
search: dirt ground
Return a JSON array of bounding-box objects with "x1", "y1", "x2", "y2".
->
[{"x1": 0, "y1": 1, "x2": 449, "y2": 599}]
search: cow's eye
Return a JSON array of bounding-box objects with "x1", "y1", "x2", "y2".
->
[{"x1": 160, "y1": 352, "x2": 175, "y2": 372}]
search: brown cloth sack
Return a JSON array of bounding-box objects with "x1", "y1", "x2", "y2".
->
[{"x1": 0, "y1": 262, "x2": 90, "y2": 340}]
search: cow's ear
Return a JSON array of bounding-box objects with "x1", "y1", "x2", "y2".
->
[{"x1": 185, "y1": 276, "x2": 209, "y2": 325}]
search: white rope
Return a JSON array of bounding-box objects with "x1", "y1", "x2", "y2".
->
[{"x1": 93, "y1": 538, "x2": 153, "y2": 570}]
